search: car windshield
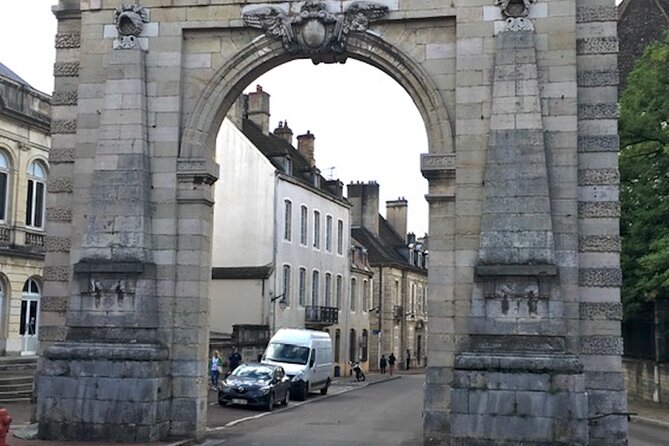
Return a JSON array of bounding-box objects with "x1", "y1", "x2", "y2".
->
[
  {"x1": 264, "y1": 343, "x2": 310, "y2": 365},
  {"x1": 231, "y1": 365, "x2": 273, "y2": 380}
]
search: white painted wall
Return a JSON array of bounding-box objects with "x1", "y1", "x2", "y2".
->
[
  {"x1": 209, "y1": 279, "x2": 265, "y2": 334},
  {"x1": 212, "y1": 118, "x2": 275, "y2": 267}
]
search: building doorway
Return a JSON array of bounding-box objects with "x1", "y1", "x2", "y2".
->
[{"x1": 20, "y1": 278, "x2": 40, "y2": 355}]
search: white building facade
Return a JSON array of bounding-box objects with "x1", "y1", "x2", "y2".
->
[{"x1": 210, "y1": 87, "x2": 352, "y2": 344}]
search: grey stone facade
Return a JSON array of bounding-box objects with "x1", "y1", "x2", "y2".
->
[{"x1": 39, "y1": 0, "x2": 625, "y2": 443}]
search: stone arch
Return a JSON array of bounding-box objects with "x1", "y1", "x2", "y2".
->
[{"x1": 180, "y1": 33, "x2": 453, "y2": 161}]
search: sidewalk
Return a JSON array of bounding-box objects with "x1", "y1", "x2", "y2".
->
[{"x1": 628, "y1": 397, "x2": 669, "y2": 428}]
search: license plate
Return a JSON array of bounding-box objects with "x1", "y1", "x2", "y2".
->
[{"x1": 231, "y1": 398, "x2": 247, "y2": 405}]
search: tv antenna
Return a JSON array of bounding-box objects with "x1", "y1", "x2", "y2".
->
[{"x1": 323, "y1": 166, "x2": 336, "y2": 180}]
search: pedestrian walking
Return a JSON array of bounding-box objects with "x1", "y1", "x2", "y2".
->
[
  {"x1": 388, "y1": 352, "x2": 396, "y2": 375},
  {"x1": 405, "y1": 349, "x2": 411, "y2": 370},
  {"x1": 379, "y1": 355, "x2": 387, "y2": 374},
  {"x1": 228, "y1": 346, "x2": 242, "y2": 373},
  {"x1": 210, "y1": 350, "x2": 222, "y2": 390}
]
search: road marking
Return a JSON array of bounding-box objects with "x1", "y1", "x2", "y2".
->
[{"x1": 206, "y1": 378, "x2": 401, "y2": 433}]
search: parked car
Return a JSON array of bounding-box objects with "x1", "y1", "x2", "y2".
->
[{"x1": 218, "y1": 363, "x2": 290, "y2": 411}]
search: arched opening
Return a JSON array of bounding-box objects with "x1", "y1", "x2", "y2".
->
[{"x1": 20, "y1": 277, "x2": 40, "y2": 355}]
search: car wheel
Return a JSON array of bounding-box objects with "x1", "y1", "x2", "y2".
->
[
  {"x1": 320, "y1": 378, "x2": 331, "y2": 395},
  {"x1": 281, "y1": 389, "x2": 290, "y2": 406},
  {"x1": 266, "y1": 392, "x2": 275, "y2": 411}
]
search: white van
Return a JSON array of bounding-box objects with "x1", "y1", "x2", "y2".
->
[{"x1": 262, "y1": 328, "x2": 334, "y2": 400}]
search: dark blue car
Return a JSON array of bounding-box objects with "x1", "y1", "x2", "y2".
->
[{"x1": 218, "y1": 363, "x2": 291, "y2": 411}]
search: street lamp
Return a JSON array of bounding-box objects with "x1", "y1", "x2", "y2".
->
[{"x1": 270, "y1": 292, "x2": 285, "y2": 335}]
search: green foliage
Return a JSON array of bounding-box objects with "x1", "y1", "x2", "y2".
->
[{"x1": 619, "y1": 31, "x2": 669, "y2": 319}]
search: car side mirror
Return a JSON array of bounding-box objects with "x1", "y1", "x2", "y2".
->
[{"x1": 309, "y1": 357, "x2": 315, "y2": 368}]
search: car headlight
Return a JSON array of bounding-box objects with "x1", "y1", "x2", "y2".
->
[
  {"x1": 292, "y1": 372, "x2": 304, "y2": 382},
  {"x1": 259, "y1": 385, "x2": 272, "y2": 394}
]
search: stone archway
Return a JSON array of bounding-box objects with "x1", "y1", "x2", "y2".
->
[{"x1": 39, "y1": 1, "x2": 626, "y2": 444}]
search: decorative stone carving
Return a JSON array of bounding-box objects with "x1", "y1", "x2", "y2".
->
[
  {"x1": 46, "y1": 207, "x2": 72, "y2": 222},
  {"x1": 44, "y1": 266, "x2": 71, "y2": 281},
  {"x1": 576, "y1": 36, "x2": 619, "y2": 55},
  {"x1": 495, "y1": 0, "x2": 535, "y2": 18},
  {"x1": 47, "y1": 177, "x2": 74, "y2": 193},
  {"x1": 578, "y1": 168, "x2": 620, "y2": 186},
  {"x1": 579, "y1": 235, "x2": 621, "y2": 252},
  {"x1": 581, "y1": 335, "x2": 624, "y2": 355},
  {"x1": 45, "y1": 236, "x2": 72, "y2": 252},
  {"x1": 87, "y1": 278, "x2": 134, "y2": 311},
  {"x1": 51, "y1": 90, "x2": 78, "y2": 106},
  {"x1": 578, "y1": 104, "x2": 619, "y2": 120},
  {"x1": 51, "y1": 120, "x2": 77, "y2": 134},
  {"x1": 55, "y1": 33, "x2": 81, "y2": 49},
  {"x1": 502, "y1": 16, "x2": 534, "y2": 32},
  {"x1": 578, "y1": 135, "x2": 619, "y2": 152},
  {"x1": 114, "y1": 3, "x2": 150, "y2": 50},
  {"x1": 242, "y1": 1, "x2": 389, "y2": 63},
  {"x1": 577, "y1": 69, "x2": 619, "y2": 87},
  {"x1": 579, "y1": 267, "x2": 622, "y2": 287},
  {"x1": 578, "y1": 201, "x2": 621, "y2": 218},
  {"x1": 53, "y1": 62, "x2": 80, "y2": 77},
  {"x1": 49, "y1": 148, "x2": 76, "y2": 164},
  {"x1": 579, "y1": 302, "x2": 623, "y2": 321}
]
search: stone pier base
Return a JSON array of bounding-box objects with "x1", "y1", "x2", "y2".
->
[
  {"x1": 37, "y1": 342, "x2": 170, "y2": 442},
  {"x1": 450, "y1": 352, "x2": 588, "y2": 445}
]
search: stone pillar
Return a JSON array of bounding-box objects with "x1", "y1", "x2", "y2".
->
[
  {"x1": 449, "y1": 18, "x2": 588, "y2": 445},
  {"x1": 37, "y1": 8, "x2": 170, "y2": 441}
]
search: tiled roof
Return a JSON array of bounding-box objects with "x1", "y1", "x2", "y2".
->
[
  {"x1": 351, "y1": 226, "x2": 405, "y2": 266},
  {"x1": 0, "y1": 63, "x2": 31, "y2": 88}
]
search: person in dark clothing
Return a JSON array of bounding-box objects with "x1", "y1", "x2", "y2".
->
[
  {"x1": 228, "y1": 346, "x2": 242, "y2": 372},
  {"x1": 405, "y1": 349, "x2": 411, "y2": 370},
  {"x1": 388, "y1": 352, "x2": 396, "y2": 376},
  {"x1": 379, "y1": 355, "x2": 387, "y2": 374}
]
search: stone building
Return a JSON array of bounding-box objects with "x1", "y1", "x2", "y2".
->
[
  {"x1": 210, "y1": 86, "x2": 366, "y2": 367},
  {"x1": 348, "y1": 183, "x2": 428, "y2": 372},
  {"x1": 0, "y1": 63, "x2": 50, "y2": 356},
  {"x1": 618, "y1": 0, "x2": 669, "y2": 88}
]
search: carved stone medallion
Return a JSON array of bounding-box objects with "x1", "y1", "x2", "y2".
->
[
  {"x1": 114, "y1": 3, "x2": 150, "y2": 49},
  {"x1": 242, "y1": 1, "x2": 389, "y2": 63}
]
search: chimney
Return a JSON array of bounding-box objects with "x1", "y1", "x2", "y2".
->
[
  {"x1": 273, "y1": 120, "x2": 294, "y2": 145},
  {"x1": 386, "y1": 197, "x2": 408, "y2": 239},
  {"x1": 347, "y1": 181, "x2": 380, "y2": 236},
  {"x1": 297, "y1": 131, "x2": 315, "y2": 168},
  {"x1": 247, "y1": 85, "x2": 270, "y2": 134}
]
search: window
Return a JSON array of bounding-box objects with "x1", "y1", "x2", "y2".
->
[
  {"x1": 324, "y1": 273, "x2": 332, "y2": 307},
  {"x1": 311, "y1": 270, "x2": 320, "y2": 307},
  {"x1": 336, "y1": 275, "x2": 343, "y2": 310},
  {"x1": 313, "y1": 210, "x2": 320, "y2": 249},
  {"x1": 409, "y1": 249, "x2": 414, "y2": 266},
  {"x1": 284, "y1": 200, "x2": 292, "y2": 241},
  {"x1": 298, "y1": 268, "x2": 307, "y2": 306},
  {"x1": 282, "y1": 265, "x2": 291, "y2": 304},
  {"x1": 0, "y1": 152, "x2": 9, "y2": 222},
  {"x1": 326, "y1": 215, "x2": 333, "y2": 252},
  {"x1": 337, "y1": 219, "x2": 344, "y2": 255},
  {"x1": 350, "y1": 277, "x2": 357, "y2": 312},
  {"x1": 284, "y1": 157, "x2": 292, "y2": 175},
  {"x1": 26, "y1": 161, "x2": 46, "y2": 229},
  {"x1": 361, "y1": 329, "x2": 368, "y2": 362},
  {"x1": 300, "y1": 205, "x2": 308, "y2": 245},
  {"x1": 362, "y1": 279, "x2": 369, "y2": 312},
  {"x1": 411, "y1": 283, "x2": 416, "y2": 314}
]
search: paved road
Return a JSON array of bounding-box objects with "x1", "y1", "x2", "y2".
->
[
  {"x1": 630, "y1": 420, "x2": 669, "y2": 446},
  {"x1": 203, "y1": 374, "x2": 669, "y2": 446},
  {"x1": 205, "y1": 375, "x2": 423, "y2": 446}
]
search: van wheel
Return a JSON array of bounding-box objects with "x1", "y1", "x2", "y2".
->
[
  {"x1": 296, "y1": 382, "x2": 308, "y2": 401},
  {"x1": 320, "y1": 378, "x2": 331, "y2": 395}
]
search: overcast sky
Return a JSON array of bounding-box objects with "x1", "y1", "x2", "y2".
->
[{"x1": 1, "y1": 1, "x2": 429, "y2": 236}]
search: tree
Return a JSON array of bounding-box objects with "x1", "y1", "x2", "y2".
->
[{"x1": 619, "y1": 31, "x2": 669, "y2": 319}]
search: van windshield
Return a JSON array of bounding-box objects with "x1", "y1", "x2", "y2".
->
[{"x1": 265, "y1": 343, "x2": 310, "y2": 365}]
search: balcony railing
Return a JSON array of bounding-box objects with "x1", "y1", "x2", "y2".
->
[
  {"x1": 0, "y1": 227, "x2": 10, "y2": 244},
  {"x1": 24, "y1": 231, "x2": 45, "y2": 248},
  {"x1": 305, "y1": 306, "x2": 338, "y2": 326}
]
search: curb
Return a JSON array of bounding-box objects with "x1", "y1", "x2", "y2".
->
[{"x1": 630, "y1": 414, "x2": 669, "y2": 430}]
